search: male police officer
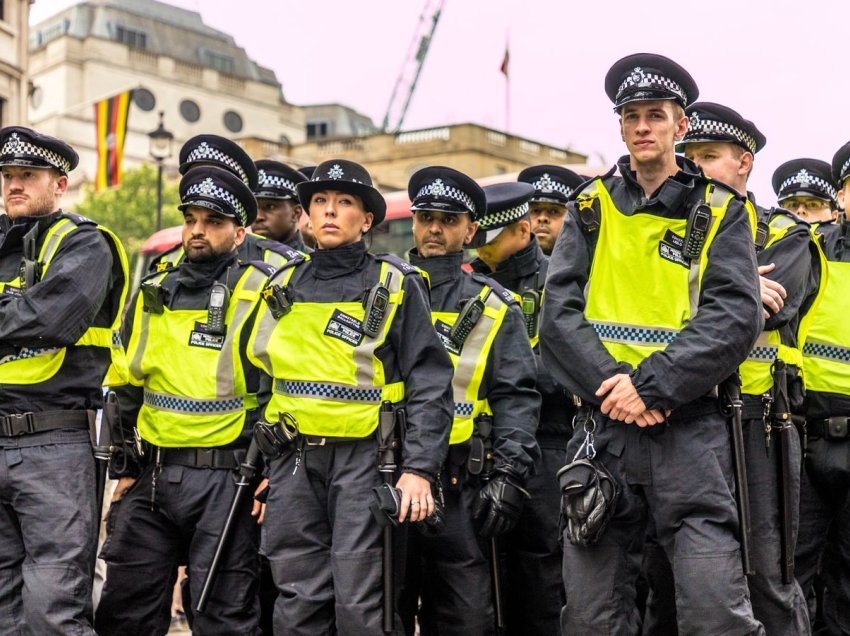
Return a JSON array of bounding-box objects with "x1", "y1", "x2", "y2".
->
[
  {"x1": 97, "y1": 167, "x2": 271, "y2": 634},
  {"x1": 518, "y1": 165, "x2": 584, "y2": 256},
  {"x1": 772, "y1": 159, "x2": 840, "y2": 225},
  {"x1": 469, "y1": 182, "x2": 569, "y2": 634},
  {"x1": 793, "y1": 143, "x2": 850, "y2": 635},
  {"x1": 0, "y1": 126, "x2": 127, "y2": 634},
  {"x1": 673, "y1": 102, "x2": 820, "y2": 634},
  {"x1": 400, "y1": 167, "x2": 541, "y2": 634},
  {"x1": 540, "y1": 54, "x2": 764, "y2": 634},
  {"x1": 253, "y1": 159, "x2": 311, "y2": 253}
]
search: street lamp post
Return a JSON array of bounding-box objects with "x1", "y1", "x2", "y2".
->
[{"x1": 147, "y1": 111, "x2": 174, "y2": 232}]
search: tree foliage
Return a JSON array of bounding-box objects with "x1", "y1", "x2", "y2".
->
[{"x1": 73, "y1": 164, "x2": 182, "y2": 259}]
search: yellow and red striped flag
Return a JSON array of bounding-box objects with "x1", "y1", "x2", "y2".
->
[{"x1": 93, "y1": 90, "x2": 133, "y2": 191}]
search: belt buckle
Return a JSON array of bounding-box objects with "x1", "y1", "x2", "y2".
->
[
  {"x1": 305, "y1": 436, "x2": 326, "y2": 446},
  {"x1": 827, "y1": 417, "x2": 849, "y2": 440},
  {"x1": 196, "y1": 448, "x2": 215, "y2": 468},
  {"x1": 5, "y1": 413, "x2": 34, "y2": 436}
]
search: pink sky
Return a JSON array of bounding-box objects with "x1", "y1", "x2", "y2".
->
[{"x1": 31, "y1": 0, "x2": 849, "y2": 199}]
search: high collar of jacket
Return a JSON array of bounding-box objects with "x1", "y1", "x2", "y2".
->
[
  {"x1": 472, "y1": 235, "x2": 544, "y2": 282},
  {"x1": 176, "y1": 251, "x2": 238, "y2": 288},
  {"x1": 617, "y1": 154, "x2": 701, "y2": 210},
  {"x1": 0, "y1": 210, "x2": 62, "y2": 255},
  {"x1": 408, "y1": 249, "x2": 463, "y2": 287},
  {"x1": 310, "y1": 240, "x2": 368, "y2": 279}
]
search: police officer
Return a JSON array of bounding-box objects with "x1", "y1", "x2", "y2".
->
[
  {"x1": 96, "y1": 166, "x2": 271, "y2": 634},
  {"x1": 469, "y1": 182, "x2": 569, "y2": 634},
  {"x1": 670, "y1": 102, "x2": 819, "y2": 634},
  {"x1": 399, "y1": 166, "x2": 541, "y2": 634},
  {"x1": 772, "y1": 159, "x2": 840, "y2": 224},
  {"x1": 253, "y1": 159, "x2": 312, "y2": 252},
  {"x1": 0, "y1": 126, "x2": 128, "y2": 634},
  {"x1": 152, "y1": 135, "x2": 301, "y2": 271},
  {"x1": 540, "y1": 53, "x2": 764, "y2": 633},
  {"x1": 518, "y1": 165, "x2": 584, "y2": 256},
  {"x1": 794, "y1": 143, "x2": 850, "y2": 635},
  {"x1": 247, "y1": 159, "x2": 454, "y2": 634}
]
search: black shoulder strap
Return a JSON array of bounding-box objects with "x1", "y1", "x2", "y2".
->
[
  {"x1": 470, "y1": 272, "x2": 518, "y2": 306},
  {"x1": 374, "y1": 252, "x2": 422, "y2": 276}
]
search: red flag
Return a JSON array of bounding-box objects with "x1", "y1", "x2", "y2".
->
[{"x1": 500, "y1": 46, "x2": 509, "y2": 77}]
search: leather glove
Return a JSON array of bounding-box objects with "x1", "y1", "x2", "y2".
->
[{"x1": 473, "y1": 471, "x2": 529, "y2": 538}]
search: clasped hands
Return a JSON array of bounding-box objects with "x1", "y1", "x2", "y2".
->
[{"x1": 596, "y1": 374, "x2": 670, "y2": 427}]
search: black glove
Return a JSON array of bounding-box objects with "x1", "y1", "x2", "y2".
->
[
  {"x1": 473, "y1": 471, "x2": 529, "y2": 538},
  {"x1": 369, "y1": 483, "x2": 403, "y2": 527}
]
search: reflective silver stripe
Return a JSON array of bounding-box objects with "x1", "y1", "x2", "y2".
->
[
  {"x1": 353, "y1": 261, "x2": 403, "y2": 386},
  {"x1": 128, "y1": 272, "x2": 168, "y2": 379},
  {"x1": 803, "y1": 341, "x2": 850, "y2": 364},
  {"x1": 590, "y1": 321, "x2": 679, "y2": 346},
  {"x1": 250, "y1": 263, "x2": 300, "y2": 375},
  {"x1": 275, "y1": 379, "x2": 382, "y2": 404},
  {"x1": 144, "y1": 389, "x2": 244, "y2": 414},
  {"x1": 38, "y1": 218, "x2": 75, "y2": 266}
]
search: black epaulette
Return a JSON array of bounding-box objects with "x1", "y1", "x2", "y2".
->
[
  {"x1": 61, "y1": 212, "x2": 97, "y2": 227},
  {"x1": 470, "y1": 272, "x2": 518, "y2": 306},
  {"x1": 266, "y1": 252, "x2": 308, "y2": 283},
  {"x1": 253, "y1": 235, "x2": 303, "y2": 261},
  {"x1": 139, "y1": 265, "x2": 178, "y2": 283},
  {"x1": 244, "y1": 259, "x2": 278, "y2": 277},
  {"x1": 374, "y1": 253, "x2": 423, "y2": 276}
]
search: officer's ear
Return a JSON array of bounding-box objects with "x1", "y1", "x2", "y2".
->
[
  {"x1": 463, "y1": 219, "x2": 480, "y2": 245},
  {"x1": 52, "y1": 171, "x2": 68, "y2": 197},
  {"x1": 838, "y1": 184, "x2": 848, "y2": 212},
  {"x1": 292, "y1": 202, "x2": 304, "y2": 221},
  {"x1": 360, "y1": 211, "x2": 374, "y2": 235},
  {"x1": 738, "y1": 151, "x2": 754, "y2": 179},
  {"x1": 234, "y1": 225, "x2": 247, "y2": 246}
]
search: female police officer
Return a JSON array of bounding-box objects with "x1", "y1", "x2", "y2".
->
[{"x1": 247, "y1": 159, "x2": 454, "y2": 635}]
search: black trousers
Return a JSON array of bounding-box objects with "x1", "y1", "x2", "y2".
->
[{"x1": 95, "y1": 463, "x2": 260, "y2": 635}]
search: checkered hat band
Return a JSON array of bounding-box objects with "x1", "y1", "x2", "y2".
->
[
  {"x1": 185, "y1": 181, "x2": 247, "y2": 225},
  {"x1": 259, "y1": 174, "x2": 297, "y2": 195},
  {"x1": 841, "y1": 157, "x2": 850, "y2": 182},
  {"x1": 454, "y1": 402, "x2": 474, "y2": 417},
  {"x1": 532, "y1": 178, "x2": 573, "y2": 198},
  {"x1": 747, "y1": 345, "x2": 779, "y2": 362},
  {"x1": 479, "y1": 202, "x2": 529, "y2": 230},
  {"x1": 416, "y1": 183, "x2": 476, "y2": 214},
  {"x1": 0, "y1": 140, "x2": 71, "y2": 173},
  {"x1": 185, "y1": 146, "x2": 249, "y2": 185},
  {"x1": 687, "y1": 117, "x2": 757, "y2": 154},
  {"x1": 275, "y1": 380, "x2": 382, "y2": 403},
  {"x1": 617, "y1": 73, "x2": 685, "y2": 103},
  {"x1": 144, "y1": 390, "x2": 245, "y2": 414},
  {"x1": 0, "y1": 347, "x2": 60, "y2": 364},
  {"x1": 590, "y1": 321, "x2": 680, "y2": 346},
  {"x1": 779, "y1": 175, "x2": 837, "y2": 201},
  {"x1": 803, "y1": 341, "x2": 850, "y2": 364}
]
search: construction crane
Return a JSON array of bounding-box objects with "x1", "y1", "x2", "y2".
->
[{"x1": 381, "y1": 0, "x2": 445, "y2": 134}]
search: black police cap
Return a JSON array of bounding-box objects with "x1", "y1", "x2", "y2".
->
[
  {"x1": 299, "y1": 166, "x2": 316, "y2": 180},
  {"x1": 408, "y1": 166, "x2": 486, "y2": 221},
  {"x1": 254, "y1": 159, "x2": 306, "y2": 201},
  {"x1": 0, "y1": 126, "x2": 79, "y2": 174},
  {"x1": 681, "y1": 102, "x2": 766, "y2": 155},
  {"x1": 605, "y1": 53, "x2": 698, "y2": 110},
  {"x1": 831, "y1": 141, "x2": 850, "y2": 187},
  {"x1": 297, "y1": 159, "x2": 387, "y2": 226},
  {"x1": 772, "y1": 158, "x2": 837, "y2": 204},
  {"x1": 178, "y1": 165, "x2": 258, "y2": 227},
  {"x1": 179, "y1": 135, "x2": 259, "y2": 190},
  {"x1": 468, "y1": 182, "x2": 535, "y2": 248},
  {"x1": 517, "y1": 165, "x2": 584, "y2": 205}
]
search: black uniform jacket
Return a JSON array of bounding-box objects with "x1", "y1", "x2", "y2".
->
[
  {"x1": 0, "y1": 210, "x2": 113, "y2": 415},
  {"x1": 409, "y1": 249, "x2": 541, "y2": 480},
  {"x1": 540, "y1": 155, "x2": 764, "y2": 413}
]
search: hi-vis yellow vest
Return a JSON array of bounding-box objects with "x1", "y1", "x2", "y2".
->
[
  {"x1": 248, "y1": 257, "x2": 414, "y2": 438},
  {"x1": 579, "y1": 179, "x2": 733, "y2": 367},
  {"x1": 801, "y1": 234, "x2": 850, "y2": 397},
  {"x1": 740, "y1": 211, "x2": 828, "y2": 395},
  {"x1": 126, "y1": 263, "x2": 270, "y2": 447},
  {"x1": 0, "y1": 214, "x2": 130, "y2": 387},
  {"x1": 432, "y1": 283, "x2": 509, "y2": 445}
]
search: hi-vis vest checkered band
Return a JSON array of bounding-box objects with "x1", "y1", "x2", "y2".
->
[
  {"x1": 126, "y1": 263, "x2": 270, "y2": 447},
  {"x1": 739, "y1": 212, "x2": 827, "y2": 395},
  {"x1": 248, "y1": 257, "x2": 413, "y2": 439},
  {"x1": 0, "y1": 215, "x2": 129, "y2": 387},
  {"x1": 579, "y1": 180, "x2": 732, "y2": 368},
  {"x1": 432, "y1": 284, "x2": 508, "y2": 445},
  {"x1": 801, "y1": 253, "x2": 850, "y2": 397}
]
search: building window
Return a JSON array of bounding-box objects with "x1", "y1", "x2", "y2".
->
[
  {"x1": 36, "y1": 19, "x2": 70, "y2": 47},
  {"x1": 0, "y1": 1, "x2": 6, "y2": 22},
  {"x1": 223, "y1": 110, "x2": 243, "y2": 133},
  {"x1": 115, "y1": 25, "x2": 147, "y2": 49},
  {"x1": 306, "y1": 121, "x2": 330, "y2": 139},
  {"x1": 200, "y1": 50, "x2": 234, "y2": 74},
  {"x1": 180, "y1": 99, "x2": 201, "y2": 123},
  {"x1": 0, "y1": 98, "x2": 6, "y2": 127},
  {"x1": 132, "y1": 88, "x2": 156, "y2": 112}
]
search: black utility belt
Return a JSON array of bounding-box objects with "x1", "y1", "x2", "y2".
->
[
  {"x1": 300, "y1": 434, "x2": 370, "y2": 446},
  {"x1": 149, "y1": 446, "x2": 242, "y2": 470},
  {"x1": 0, "y1": 409, "x2": 91, "y2": 437},
  {"x1": 806, "y1": 417, "x2": 850, "y2": 441}
]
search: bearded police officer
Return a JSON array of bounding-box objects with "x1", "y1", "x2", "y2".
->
[
  {"x1": 518, "y1": 165, "x2": 585, "y2": 256},
  {"x1": 469, "y1": 182, "x2": 570, "y2": 634},
  {"x1": 793, "y1": 143, "x2": 850, "y2": 635},
  {"x1": 772, "y1": 159, "x2": 840, "y2": 225},
  {"x1": 399, "y1": 167, "x2": 541, "y2": 634},
  {"x1": 673, "y1": 102, "x2": 820, "y2": 634},
  {"x1": 540, "y1": 54, "x2": 764, "y2": 634},
  {"x1": 153, "y1": 135, "x2": 301, "y2": 271},
  {"x1": 0, "y1": 127, "x2": 128, "y2": 634},
  {"x1": 97, "y1": 167, "x2": 272, "y2": 634},
  {"x1": 253, "y1": 159, "x2": 311, "y2": 253}
]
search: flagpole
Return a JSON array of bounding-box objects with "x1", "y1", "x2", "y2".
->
[{"x1": 504, "y1": 32, "x2": 510, "y2": 133}]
